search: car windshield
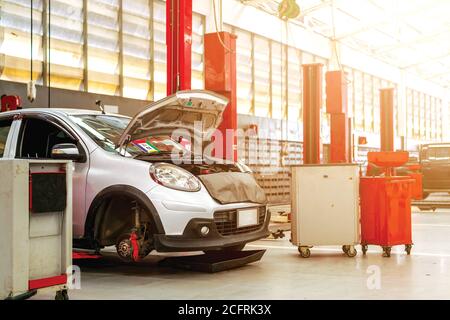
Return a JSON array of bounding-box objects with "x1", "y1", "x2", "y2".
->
[
  {"x1": 70, "y1": 114, "x2": 187, "y2": 157},
  {"x1": 425, "y1": 147, "x2": 450, "y2": 161}
]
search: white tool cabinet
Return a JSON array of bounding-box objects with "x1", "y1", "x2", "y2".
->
[
  {"x1": 0, "y1": 160, "x2": 73, "y2": 300},
  {"x1": 291, "y1": 164, "x2": 360, "y2": 258}
]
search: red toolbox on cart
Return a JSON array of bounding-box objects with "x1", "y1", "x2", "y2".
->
[{"x1": 360, "y1": 152, "x2": 415, "y2": 257}]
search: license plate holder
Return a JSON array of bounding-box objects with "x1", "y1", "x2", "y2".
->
[{"x1": 237, "y1": 208, "x2": 258, "y2": 228}]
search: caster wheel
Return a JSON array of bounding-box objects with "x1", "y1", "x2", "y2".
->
[
  {"x1": 405, "y1": 244, "x2": 412, "y2": 255},
  {"x1": 55, "y1": 289, "x2": 69, "y2": 300},
  {"x1": 298, "y1": 246, "x2": 311, "y2": 258},
  {"x1": 345, "y1": 246, "x2": 357, "y2": 258},
  {"x1": 361, "y1": 245, "x2": 368, "y2": 255},
  {"x1": 382, "y1": 246, "x2": 392, "y2": 258},
  {"x1": 342, "y1": 245, "x2": 349, "y2": 254}
]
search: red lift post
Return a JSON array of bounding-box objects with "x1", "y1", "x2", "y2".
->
[
  {"x1": 302, "y1": 64, "x2": 323, "y2": 164},
  {"x1": 379, "y1": 88, "x2": 422, "y2": 198},
  {"x1": 166, "y1": 0, "x2": 192, "y2": 95},
  {"x1": 380, "y1": 88, "x2": 395, "y2": 152},
  {"x1": 204, "y1": 32, "x2": 238, "y2": 162},
  {"x1": 359, "y1": 88, "x2": 414, "y2": 257},
  {"x1": 326, "y1": 71, "x2": 350, "y2": 163}
]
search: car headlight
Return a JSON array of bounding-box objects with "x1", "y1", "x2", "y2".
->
[{"x1": 150, "y1": 163, "x2": 201, "y2": 192}]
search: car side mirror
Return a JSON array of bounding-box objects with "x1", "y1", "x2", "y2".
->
[{"x1": 51, "y1": 143, "x2": 82, "y2": 161}]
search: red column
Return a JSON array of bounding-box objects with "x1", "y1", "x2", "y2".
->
[
  {"x1": 302, "y1": 64, "x2": 323, "y2": 164},
  {"x1": 380, "y1": 88, "x2": 395, "y2": 152},
  {"x1": 166, "y1": 0, "x2": 192, "y2": 95},
  {"x1": 204, "y1": 32, "x2": 237, "y2": 162},
  {"x1": 326, "y1": 70, "x2": 349, "y2": 163}
]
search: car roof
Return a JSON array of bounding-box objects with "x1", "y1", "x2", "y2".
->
[{"x1": 0, "y1": 108, "x2": 131, "y2": 118}]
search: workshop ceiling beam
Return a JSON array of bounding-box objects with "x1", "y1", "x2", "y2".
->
[
  {"x1": 401, "y1": 50, "x2": 450, "y2": 69},
  {"x1": 334, "y1": 2, "x2": 428, "y2": 41},
  {"x1": 375, "y1": 27, "x2": 450, "y2": 54}
]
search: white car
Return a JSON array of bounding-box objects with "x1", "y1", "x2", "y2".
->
[{"x1": 0, "y1": 90, "x2": 269, "y2": 261}]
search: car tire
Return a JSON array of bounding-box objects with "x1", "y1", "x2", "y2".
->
[{"x1": 204, "y1": 244, "x2": 245, "y2": 254}]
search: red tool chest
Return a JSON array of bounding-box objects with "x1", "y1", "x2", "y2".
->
[{"x1": 360, "y1": 152, "x2": 415, "y2": 257}]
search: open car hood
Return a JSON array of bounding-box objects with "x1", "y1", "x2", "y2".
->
[{"x1": 116, "y1": 90, "x2": 229, "y2": 149}]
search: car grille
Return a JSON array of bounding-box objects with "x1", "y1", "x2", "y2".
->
[{"x1": 214, "y1": 206, "x2": 266, "y2": 236}]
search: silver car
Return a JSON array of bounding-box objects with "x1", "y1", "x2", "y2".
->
[{"x1": 0, "y1": 90, "x2": 269, "y2": 261}]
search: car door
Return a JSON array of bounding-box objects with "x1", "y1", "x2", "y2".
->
[{"x1": 15, "y1": 114, "x2": 90, "y2": 238}]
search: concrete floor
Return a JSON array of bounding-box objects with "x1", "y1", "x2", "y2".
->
[{"x1": 33, "y1": 194, "x2": 450, "y2": 300}]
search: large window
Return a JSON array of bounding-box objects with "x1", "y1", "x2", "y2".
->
[
  {"x1": 152, "y1": 0, "x2": 166, "y2": 100},
  {"x1": 191, "y1": 13, "x2": 204, "y2": 90},
  {"x1": 0, "y1": 0, "x2": 44, "y2": 83},
  {"x1": 0, "y1": 0, "x2": 204, "y2": 102},
  {"x1": 372, "y1": 78, "x2": 381, "y2": 134},
  {"x1": 270, "y1": 41, "x2": 283, "y2": 119},
  {"x1": 235, "y1": 28, "x2": 253, "y2": 115},
  {"x1": 253, "y1": 36, "x2": 270, "y2": 118},
  {"x1": 46, "y1": 0, "x2": 84, "y2": 90},
  {"x1": 353, "y1": 71, "x2": 364, "y2": 131},
  {"x1": 344, "y1": 67, "x2": 403, "y2": 137},
  {"x1": 287, "y1": 47, "x2": 301, "y2": 121},
  {"x1": 406, "y1": 88, "x2": 443, "y2": 141},
  {"x1": 431, "y1": 97, "x2": 436, "y2": 140},
  {"x1": 122, "y1": 0, "x2": 152, "y2": 99},
  {"x1": 231, "y1": 25, "x2": 328, "y2": 123},
  {"x1": 87, "y1": 0, "x2": 120, "y2": 95},
  {"x1": 406, "y1": 89, "x2": 414, "y2": 138},
  {"x1": 363, "y1": 74, "x2": 373, "y2": 132}
]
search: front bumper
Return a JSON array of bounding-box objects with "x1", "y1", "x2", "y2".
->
[{"x1": 153, "y1": 211, "x2": 271, "y2": 252}]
